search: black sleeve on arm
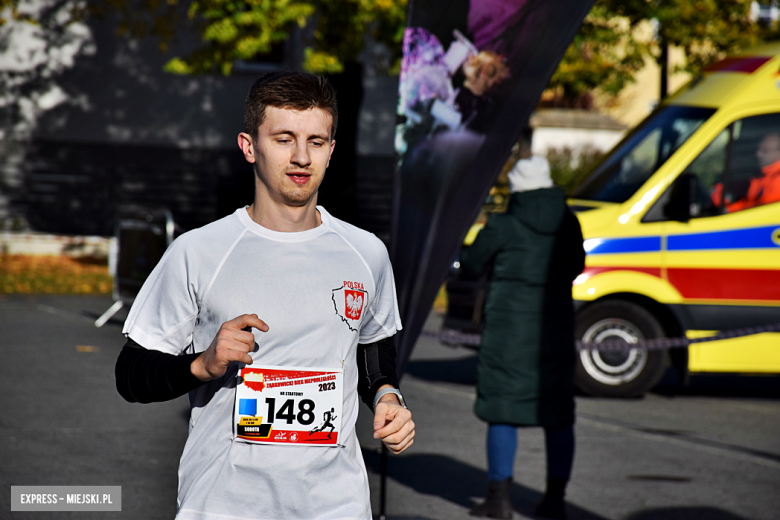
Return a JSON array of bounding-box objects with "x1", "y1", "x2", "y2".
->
[
  {"x1": 115, "y1": 338, "x2": 204, "y2": 403},
  {"x1": 356, "y1": 335, "x2": 399, "y2": 410}
]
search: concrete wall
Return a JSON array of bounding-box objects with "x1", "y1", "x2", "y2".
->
[
  {"x1": 0, "y1": 232, "x2": 113, "y2": 257},
  {"x1": 529, "y1": 108, "x2": 628, "y2": 162},
  {"x1": 532, "y1": 127, "x2": 625, "y2": 157}
]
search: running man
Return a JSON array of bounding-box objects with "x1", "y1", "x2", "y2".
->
[
  {"x1": 310, "y1": 408, "x2": 338, "y2": 439},
  {"x1": 115, "y1": 71, "x2": 414, "y2": 520}
]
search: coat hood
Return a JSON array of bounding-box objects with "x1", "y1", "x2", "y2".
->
[{"x1": 506, "y1": 187, "x2": 567, "y2": 234}]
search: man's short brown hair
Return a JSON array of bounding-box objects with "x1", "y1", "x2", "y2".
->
[{"x1": 244, "y1": 71, "x2": 338, "y2": 142}]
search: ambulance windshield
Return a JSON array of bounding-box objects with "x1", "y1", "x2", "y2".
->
[{"x1": 571, "y1": 105, "x2": 716, "y2": 203}]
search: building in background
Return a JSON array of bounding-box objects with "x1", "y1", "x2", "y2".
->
[
  {"x1": 530, "y1": 108, "x2": 626, "y2": 164},
  {"x1": 0, "y1": 6, "x2": 397, "y2": 244}
]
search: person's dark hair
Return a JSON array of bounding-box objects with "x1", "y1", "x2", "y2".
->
[{"x1": 244, "y1": 71, "x2": 338, "y2": 142}]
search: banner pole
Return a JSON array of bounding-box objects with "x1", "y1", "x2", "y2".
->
[{"x1": 379, "y1": 444, "x2": 388, "y2": 519}]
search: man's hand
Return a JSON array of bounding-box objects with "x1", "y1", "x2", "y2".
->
[
  {"x1": 373, "y1": 388, "x2": 415, "y2": 454},
  {"x1": 190, "y1": 314, "x2": 269, "y2": 382}
]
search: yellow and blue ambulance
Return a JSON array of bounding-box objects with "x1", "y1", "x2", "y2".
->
[{"x1": 568, "y1": 42, "x2": 780, "y2": 396}]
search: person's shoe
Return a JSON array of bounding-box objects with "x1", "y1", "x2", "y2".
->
[
  {"x1": 533, "y1": 496, "x2": 565, "y2": 519},
  {"x1": 533, "y1": 478, "x2": 567, "y2": 519},
  {"x1": 469, "y1": 477, "x2": 513, "y2": 519}
]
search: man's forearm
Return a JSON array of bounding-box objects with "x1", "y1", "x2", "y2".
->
[
  {"x1": 357, "y1": 335, "x2": 399, "y2": 409},
  {"x1": 115, "y1": 338, "x2": 204, "y2": 403},
  {"x1": 119, "y1": 333, "x2": 400, "y2": 406}
]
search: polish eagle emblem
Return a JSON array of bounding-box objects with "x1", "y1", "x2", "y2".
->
[
  {"x1": 332, "y1": 286, "x2": 368, "y2": 332},
  {"x1": 346, "y1": 293, "x2": 364, "y2": 319}
]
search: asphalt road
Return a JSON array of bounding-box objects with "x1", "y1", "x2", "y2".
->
[{"x1": 2, "y1": 295, "x2": 779, "y2": 520}]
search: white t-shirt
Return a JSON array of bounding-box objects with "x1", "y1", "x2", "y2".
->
[{"x1": 123, "y1": 206, "x2": 402, "y2": 520}]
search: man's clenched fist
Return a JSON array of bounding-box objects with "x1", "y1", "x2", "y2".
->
[
  {"x1": 191, "y1": 314, "x2": 269, "y2": 382},
  {"x1": 373, "y1": 389, "x2": 415, "y2": 454}
]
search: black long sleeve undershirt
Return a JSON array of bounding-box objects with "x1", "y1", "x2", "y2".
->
[
  {"x1": 115, "y1": 339, "x2": 203, "y2": 403},
  {"x1": 356, "y1": 335, "x2": 399, "y2": 409},
  {"x1": 115, "y1": 335, "x2": 399, "y2": 408}
]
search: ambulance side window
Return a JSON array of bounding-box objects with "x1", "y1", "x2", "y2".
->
[
  {"x1": 650, "y1": 112, "x2": 780, "y2": 221},
  {"x1": 651, "y1": 128, "x2": 729, "y2": 220},
  {"x1": 724, "y1": 113, "x2": 780, "y2": 213},
  {"x1": 618, "y1": 129, "x2": 661, "y2": 187},
  {"x1": 686, "y1": 129, "x2": 729, "y2": 194}
]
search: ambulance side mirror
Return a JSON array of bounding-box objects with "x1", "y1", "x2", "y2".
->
[{"x1": 664, "y1": 173, "x2": 702, "y2": 222}]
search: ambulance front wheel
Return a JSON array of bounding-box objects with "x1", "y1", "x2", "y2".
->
[{"x1": 574, "y1": 300, "x2": 669, "y2": 398}]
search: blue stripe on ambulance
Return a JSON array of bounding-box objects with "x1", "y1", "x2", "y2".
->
[
  {"x1": 584, "y1": 236, "x2": 661, "y2": 255},
  {"x1": 584, "y1": 225, "x2": 780, "y2": 255},
  {"x1": 667, "y1": 225, "x2": 780, "y2": 250}
]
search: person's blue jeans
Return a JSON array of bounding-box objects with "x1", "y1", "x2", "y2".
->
[{"x1": 487, "y1": 424, "x2": 574, "y2": 482}]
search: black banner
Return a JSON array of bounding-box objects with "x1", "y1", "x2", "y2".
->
[{"x1": 391, "y1": 0, "x2": 594, "y2": 375}]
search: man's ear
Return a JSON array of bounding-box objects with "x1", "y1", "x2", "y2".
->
[
  {"x1": 238, "y1": 133, "x2": 256, "y2": 163},
  {"x1": 326, "y1": 139, "x2": 336, "y2": 168}
]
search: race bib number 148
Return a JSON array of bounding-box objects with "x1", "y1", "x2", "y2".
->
[{"x1": 234, "y1": 365, "x2": 344, "y2": 446}]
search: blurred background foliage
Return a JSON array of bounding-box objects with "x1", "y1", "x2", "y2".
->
[
  {"x1": 547, "y1": 0, "x2": 772, "y2": 106},
  {"x1": 2, "y1": 1, "x2": 777, "y2": 94},
  {"x1": 0, "y1": 0, "x2": 35, "y2": 24},
  {"x1": 3, "y1": 0, "x2": 775, "y2": 107},
  {"x1": 2, "y1": 0, "x2": 779, "y2": 293},
  {"x1": 548, "y1": 3, "x2": 647, "y2": 106},
  {"x1": 79, "y1": 0, "x2": 779, "y2": 95},
  {"x1": 546, "y1": 146, "x2": 606, "y2": 193},
  {"x1": 87, "y1": 0, "x2": 407, "y2": 75},
  {"x1": 0, "y1": 255, "x2": 112, "y2": 294}
]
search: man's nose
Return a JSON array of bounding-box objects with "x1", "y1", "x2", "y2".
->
[{"x1": 291, "y1": 142, "x2": 311, "y2": 167}]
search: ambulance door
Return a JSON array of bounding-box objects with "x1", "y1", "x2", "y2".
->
[{"x1": 650, "y1": 112, "x2": 780, "y2": 373}]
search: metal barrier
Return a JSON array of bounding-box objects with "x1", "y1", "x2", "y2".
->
[
  {"x1": 423, "y1": 322, "x2": 780, "y2": 351},
  {"x1": 94, "y1": 208, "x2": 174, "y2": 327}
]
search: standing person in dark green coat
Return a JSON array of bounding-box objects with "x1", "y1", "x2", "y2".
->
[{"x1": 463, "y1": 137, "x2": 585, "y2": 520}]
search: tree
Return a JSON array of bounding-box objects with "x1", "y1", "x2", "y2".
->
[
  {"x1": 1, "y1": 0, "x2": 34, "y2": 25},
  {"x1": 548, "y1": 0, "x2": 773, "y2": 105},
  {"x1": 0, "y1": 1, "x2": 94, "y2": 224},
  {"x1": 90, "y1": 0, "x2": 407, "y2": 75},
  {"x1": 0, "y1": 1, "x2": 92, "y2": 141},
  {"x1": 547, "y1": 3, "x2": 646, "y2": 106}
]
